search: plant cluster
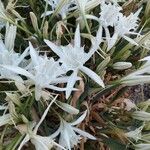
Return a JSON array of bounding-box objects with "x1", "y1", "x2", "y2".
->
[{"x1": 0, "y1": 0, "x2": 150, "y2": 150}]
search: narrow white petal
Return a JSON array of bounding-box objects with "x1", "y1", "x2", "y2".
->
[
  {"x1": 73, "y1": 127, "x2": 96, "y2": 140},
  {"x1": 35, "y1": 86, "x2": 42, "y2": 101},
  {"x1": 85, "y1": 14, "x2": 99, "y2": 22},
  {"x1": 74, "y1": 24, "x2": 81, "y2": 48},
  {"x1": 31, "y1": 138, "x2": 49, "y2": 150},
  {"x1": 16, "y1": 47, "x2": 29, "y2": 65},
  {"x1": 53, "y1": 141, "x2": 66, "y2": 150},
  {"x1": 71, "y1": 110, "x2": 87, "y2": 126},
  {"x1": 51, "y1": 76, "x2": 70, "y2": 84},
  {"x1": 34, "y1": 96, "x2": 57, "y2": 134},
  {"x1": 49, "y1": 125, "x2": 62, "y2": 139},
  {"x1": 63, "y1": 129, "x2": 72, "y2": 150},
  {"x1": 86, "y1": 26, "x2": 102, "y2": 61},
  {"x1": 105, "y1": 27, "x2": 118, "y2": 51},
  {"x1": 41, "y1": 11, "x2": 54, "y2": 18},
  {"x1": 8, "y1": 75, "x2": 24, "y2": 83},
  {"x1": 95, "y1": 25, "x2": 102, "y2": 44},
  {"x1": 0, "y1": 114, "x2": 11, "y2": 126},
  {"x1": 66, "y1": 70, "x2": 78, "y2": 99},
  {"x1": 29, "y1": 42, "x2": 39, "y2": 66},
  {"x1": 107, "y1": 32, "x2": 118, "y2": 51},
  {"x1": 46, "y1": 85, "x2": 68, "y2": 92},
  {"x1": 80, "y1": 66, "x2": 105, "y2": 87},
  {"x1": 1, "y1": 65, "x2": 34, "y2": 80},
  {"x1": 51, "y1": 76, "x2": 82, "y2": 84},
  {"x1": 0, "y1": 40, "x2": 7, "y2": 52},
  {"x1": 44, "y1": 39, "x2": 63, "y2": 58}
]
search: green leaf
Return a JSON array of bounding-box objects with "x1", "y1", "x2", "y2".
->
[
  {"x1": 96, "y1": 56, "x2": 110, "y2": 76},
  {"x1": 5, "y1": 134, "x2": 23, "y2": 150}
]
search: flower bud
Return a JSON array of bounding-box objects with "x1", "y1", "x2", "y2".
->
[
  {"x1": 113, "y1": 62, "x2": 132, "y2": 70},
  {"x1": 135, "y1": 143, "x2": 150, "y2": 150},
  {"x1": 56, "y1": 101, "x2": 79, "y2": 115},
  {"x1": 30, "y1": 12, "x2": 40, "y2": 33},
  {"x1": 43, "y1": 21, "x2": 48, "y2": 39}
]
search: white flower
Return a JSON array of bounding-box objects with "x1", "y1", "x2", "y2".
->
[
  {"x1": 2, "y1": 42, "x2": 73, "y2": 100},
  {"x1": 17, "y1": 96, "x2": 65, "y2": 150},
  {"x1": 51, "y1": 111, "x2": 96, "y2": 150},
  {"x1": 99, "y1": 2, "x2": 122, "y2": 28},
  {"x1": 99, "y1": 2, "x2": 122, "y2": 50},
  {"x1": 114, "y1": 8, "x2": 142, "y2": 45},
  {"x1": 42, "y1": 0, "x2": 75, "y2": 19},
  {"x1": 85, "y1": 2, "x2": 122, "y2": 50},
  {"x1": 0, "y1": 23, "x2": 29, "y2": 81},
  {"x1": 18, "y1": 128, "x2": 65, "y2": 150},
  {"x1": 86, "y1": 2, "x2": 141, "y2": 50},
  {"x1": 45, "y1": 24, "x2": 104, "y2": 98}
]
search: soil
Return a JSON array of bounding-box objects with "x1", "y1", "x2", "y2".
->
[{"x1": 128, "y1": 84, "x2": 150, "y2": 103}]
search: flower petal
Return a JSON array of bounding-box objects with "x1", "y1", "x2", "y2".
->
[
  {"x1": 71, "y1": 110, "x2": 87, "y2": 126},
  {"x1": 16, "y1": 47, "x2": 29, "y2": 66},
  {"x1": 35, "y1": 86, "x2": 42, "y2": 101},
  {"x1": 62, "y1": 129, "x2": 72, "y2": 150},
  {"x1": 34, "y1": 96, "x2": 57, "y2": 134},
  {"x1": 45, "y1": 85, "x2": 69, "y2": 92},
  {"x1": 41, "y1": 11, "x2": 54, "y2": 18},
  {"x1": 80, "y1": 66, "x2": 105, "y2": 88},
  {"x1": 66, "y1": 70, "x2": 78, "y2": 99},
  {"x1": 0, "y1": 114, "x2": 11, "y2": 126},
  {"x1": 29, "y1": 42, "x2": 39, "y2": 66},
  {"x1": 31, "y1": 138, "x2": 50, "y2": 150},
  {"x1": 1, "y1": 65, "x2": 34, "y2": 80},
  {"x1": 44, "y1": 39, "x2": 63, "y2": 58},
  {"x1": 50, "y1": 125, "x2": 62, "y2": 139},
  {"x1": 74, "y1": 24, "x2": 81, "y2": 48}
]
